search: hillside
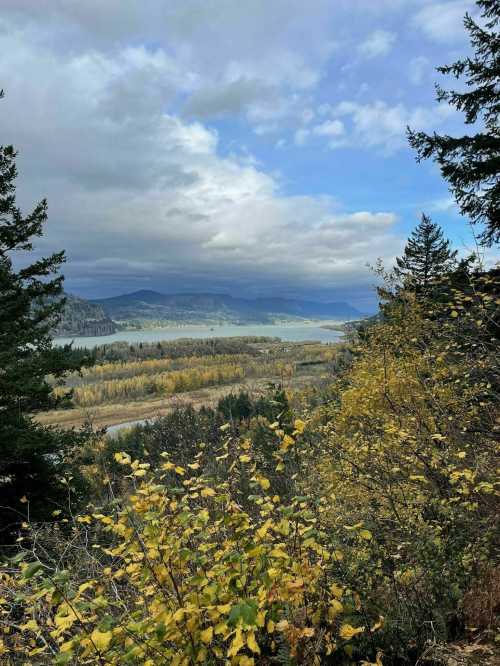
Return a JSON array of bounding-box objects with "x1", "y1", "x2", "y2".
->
[
  {"x1": 92, "y1": 290, "x2": 362, "y2": 325},
  {"x1": 53, "y1": 294, "x2": 117, "y2": 337}
]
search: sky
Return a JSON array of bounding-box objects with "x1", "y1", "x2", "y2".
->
[{"x1": 0, "y1": 0, "x2": 489, "y2": 311}]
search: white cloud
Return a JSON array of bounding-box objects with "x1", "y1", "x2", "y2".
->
[
  {"x1": 0, "y1": 23, "x2": 403, "y2": 299},
  {"x1": 312, "y1": 120, "x2": 345, "y2": 138},
  {"x1": 409, "y1": 56, "x2": 430, "y2": 85},
  {"x1": 358, "y1": 29, "x2": 397, "y2": 58},
  {"x1": 413, "y1": 1, "x2": 474, "y2": 43},
  {"x1": 330, "y1": 99, "x2": 455, "y2": 153}
]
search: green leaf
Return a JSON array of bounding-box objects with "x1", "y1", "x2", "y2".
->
[{"x1": 23, "y1": 562, "x2": 44, "y2": 579}]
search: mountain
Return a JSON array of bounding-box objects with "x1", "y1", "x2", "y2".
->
[
  {"x1": 92, "y1": 290, "x2": 362, "y2": 325},
  {"x1": 53, "y1": 295, "x2": 117, "y2": 337}
]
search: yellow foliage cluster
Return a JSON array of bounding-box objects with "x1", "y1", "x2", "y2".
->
[
  {"x1": 78, "y1": 354, "x2": 255, "y2": 382},
  {"x1": 54, "y1": 357, "x2": 308, "y2": 407},
  {"x1": 308, "y1": 285, "x2": 499, "y2": 651},
  {"x1": 0, "y1": 428, "x2": 384, "y2": 665},
  {"x1": 3, "y1": 279, "x2": 497, "y2": 664},
  {"x1": 53, "y1": 344, "x2": 336, "y2": 407}
]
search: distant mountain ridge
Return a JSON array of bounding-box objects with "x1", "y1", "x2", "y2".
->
[{"x1": 92, "y1": 290, "x2": 362, "y2": 325}]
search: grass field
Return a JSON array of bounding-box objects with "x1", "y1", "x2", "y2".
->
[{"x1": 39, "y1": 338, "x2": 340, "y2": 429}]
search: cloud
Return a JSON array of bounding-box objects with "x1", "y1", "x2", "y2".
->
[
  {"x1": 312, "y1": 120, "x2": 345, "y2": 138},
  {"x1": 0, "y1": 19, "x2": 403, "y2": 302},
  {"x1": 409, "y1": 56, "x2": 431, "y2": 85},
  {"x1": 183, "y1": 78, "x2": 276, "y2": 119},
  {"x1": 328, "y1": 99, "x2": 455, "y2": 153},
  {"x1": 412, "y1": 2, "x2": 474, "y2": 43},
  {"x1": 3, "y1": 0, "x2": 473, "y2": 303},
  {"x1": 358, "y1": 30, "x2": 397, "y2": 58}
]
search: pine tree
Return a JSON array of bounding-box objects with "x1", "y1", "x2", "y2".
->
[
  {"x1": 0, "y1": 90, "x2": 91, "y2": 541},
  {"x1": 395, "y1": 214, "x2": 457, "y2": 293},
  {"x1": 408, "y1": 0, "x2": 500, "y2": 246}
]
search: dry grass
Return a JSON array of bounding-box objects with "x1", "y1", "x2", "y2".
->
[{"x1": 36, "y1": 374, "x2": 321, "y2": 430}]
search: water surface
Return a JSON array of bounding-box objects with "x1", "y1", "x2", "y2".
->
[{"x1": 55, "y1": 322, "x2": 344, "y2": 348}]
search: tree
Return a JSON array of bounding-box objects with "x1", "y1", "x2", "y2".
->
[
  {"x1": 395, "y1": 214, "x2": 457, "y2": 293},
  {"x1": 408, "y1": 0, "x2": 500, "y2": 246},
  {"x1": 0, "y1": 90, "x2": 91, "y2": 541}
]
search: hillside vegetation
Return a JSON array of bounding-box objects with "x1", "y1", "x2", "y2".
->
[
  {"x1": 53, "y1": 295, "x2": 117, "y2": 337},
  {"x1": 3, "y1": 269, "x2": 498, "y2": 665},
  {"x1": 92, "y1": 291, "x2": 361, "y2": 327},
  {"x1": 1, "y1": 2, "x2": 498, "y2": 663}
]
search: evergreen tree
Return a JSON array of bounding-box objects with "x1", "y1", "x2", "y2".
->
[
  {"x1": 408, "y1": 0, "x2": 500, "y2": 246},
  {"x1": 0, "y1": 90, "x2": 91, "y2": 541},
  {"x1": 395, "y1": 214, "x2": 457, "y2": 292}
]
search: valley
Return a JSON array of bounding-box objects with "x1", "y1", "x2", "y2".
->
[{"x1": 39, "y1": 336, "x2": 345, "y2": 430}]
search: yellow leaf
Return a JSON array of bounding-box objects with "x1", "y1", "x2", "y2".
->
[
  {"x1": 258, "y1": 477, "x2": 270, "y2": 491},
  {"x1": 328, "y1": 599, "x2": 343, "y2": 620},
  {"x1": 359, "y1": 529, "x2": 372, "y2": 541},
  {"x1": 256, "y1": 520, "x2": 272, "y2": 539},
  {"x1": 294, "y1": 419, "x2": 306, "y2": 433},
  {"x1": 114, "y1": 452, "x2": 131, "y2": 465},
  {"x1": 90, "y1": 629, "x2": 112, "y2": 652},
  {"x1": 60, "y1": 639, "x2": 75, "y2": 653},
  {"x1": 239, "y1": 455, "x2": 252, "y2": 463},
  {"x1": 330, "y1": 583, "x2": 343, "y2": 598},
  {"x1": 256, "y1": 611, "x2": 266, "y2": 627},
  {"x1": 21, "y1": 619, "x2": 39, "y2": 632},
  {"x1": 214, "y1": 622, "x2": 228, "y2": 635},
  {"x1": 200, "y1": 627, "x2": 213, "y2": 644},
  {"x1": 201, "y1": 487, "x2": 216, "y2": 497},
  {"x1": 339, "y1": 624, "x2": 364, "y2": 640},
  {"x1": 173, "y1": 609, "x2": 185, "y2": 622},
  {"x1": 247, "y1": 631, "x2": 260, "y2": 654},
  {"x1": 77, "y1": 515, "x2": 92, "y2": 524},
  {"x1": 55, "y1": 608, "x2": 78, "y2": 631},
  {"x1": 217, "y1": 603, "x2": 232, "y2": 614},
  {"x1": 239, "y1": 657, "x2": 255, "y2": 666},
  {"x1": 227, "y1": 628, "x2": 245, "y2": 657}
]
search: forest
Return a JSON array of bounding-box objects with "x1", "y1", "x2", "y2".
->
[{"x1": 0, "y1": 1, "x2": 498, "y2": 664}]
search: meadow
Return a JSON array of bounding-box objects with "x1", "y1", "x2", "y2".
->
[{"x1": 42, "y1": 338, "x2": 342, "y2": 429}]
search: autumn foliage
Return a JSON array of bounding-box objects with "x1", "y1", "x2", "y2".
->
[{"x1": 1, "y1": 271, "x2": 498, "y2": 664}]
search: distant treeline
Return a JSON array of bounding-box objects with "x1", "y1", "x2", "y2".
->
[{"x1": 81, "y1": 336, "x2": 281, "y2": 363}]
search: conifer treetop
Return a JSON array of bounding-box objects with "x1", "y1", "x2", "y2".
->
[{"x1": 408, "y1": 0, "x2": 500, "y2": 246}]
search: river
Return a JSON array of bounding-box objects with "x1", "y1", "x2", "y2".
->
[{"x1": 55, "y1": 322, "x2": 344, "y2": 348}]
